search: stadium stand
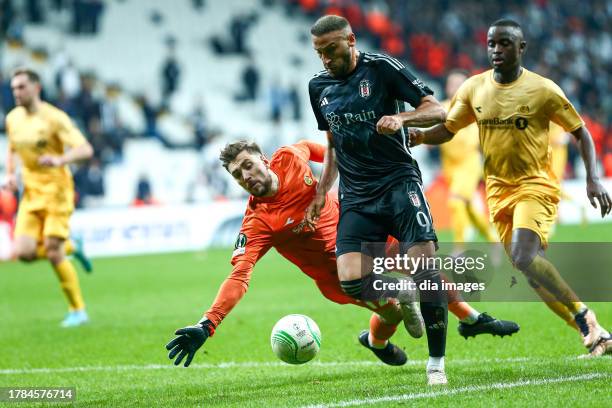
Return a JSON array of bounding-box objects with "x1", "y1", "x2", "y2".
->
[{"x1": 0, "y1": 0, "x2": 610, "y2": 208}]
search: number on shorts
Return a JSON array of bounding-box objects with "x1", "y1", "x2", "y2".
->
[{"x1": 416, "y1": 211, "x2": 431, "y2": 232}]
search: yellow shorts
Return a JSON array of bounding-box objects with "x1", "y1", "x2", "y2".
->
[
  {"x1": 14, "y1": 208, "x2": 71, "y2": 240},
  {"x1": 487, "y1": 181, "x2": 559, "y2": 246}
]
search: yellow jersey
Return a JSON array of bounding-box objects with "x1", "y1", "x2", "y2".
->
[
  {"x1": 445, "y1": 68, "x2": 583, "y2": 189},
  {"x1": 439, "y1": 99, "x2": 480, "y2": 175},
  {"x1": 6, "y1": 102, "x2": 87, "y2": 212},
  {"x1": 548, "y1": 121, "x2": 569, "y2": 182}
]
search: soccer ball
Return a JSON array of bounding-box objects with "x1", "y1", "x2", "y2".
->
[{"x1": 270, "y1": 314, "x2": 321, "y2": 364}]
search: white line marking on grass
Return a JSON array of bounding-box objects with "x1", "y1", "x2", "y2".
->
[
  {"x1": 302, "y1": 373, "x2": 609, "y2": 408},
  {"x1": 0, "y1": 361, "x2": 377, "y2": 375},
  {"x1": 0, "y1": 356, "x2": 552, "y2": 376}
]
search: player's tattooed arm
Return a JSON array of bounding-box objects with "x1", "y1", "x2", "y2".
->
[
  {"x1": 571, "y1": 126, "x2": 611, "y2": 217},
  {"x1": 305, "y1": 131, "x2": 337, "y2": 229},
  {"x1": 408, "y1": 124, "x2": 455, "y2": 147},
  {"x1": 377, "y1": 96, "x2": 446, "y2": 134}
]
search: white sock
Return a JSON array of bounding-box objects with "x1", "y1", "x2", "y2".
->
[
  {"x1": 368, "y1": 333, "x2": 387, "y2": 349},
  {"x1": 573, "y1": 306, "x2": 588, "y2": 317},
  {"x1": 427, "y1": 356, "x2": 444, "y2": 372},
  {"x1": 460, "y1": 310, "x2": 481, "y2": 325}
]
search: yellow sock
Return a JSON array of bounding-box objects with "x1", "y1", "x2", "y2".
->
[
  {"x1": 466, "y1": 204, "x2": 496, "y2": 242},
  {"x1": 526, "y1": 256, "x2": 582, "y2": 315},
  {"x1": 530, "y1": 281, "x2": 578, "y2": 330},
  {"x1": 449, "y1": 198, "x2": 468, "y2": 242},
  {"x1": 64, "y1": 240, "x2": 75, "y2": 256},
  {"x1": 53, "y1": 259, "x2": 85, "y2": 311},
  {"x1": 36, "y1": 245, "x2": 46, "y2": 259},
  {"x1": 37, "y1": 240, "x2": 75, "y2": 259}
]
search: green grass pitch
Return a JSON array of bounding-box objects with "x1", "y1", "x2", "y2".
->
[{"x1": 1, "y1": 223, "x2": 611, "y2": 407}]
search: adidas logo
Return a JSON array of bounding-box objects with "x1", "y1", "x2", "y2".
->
[{"x1": 320, "y1": 97, "x2": 329, "y2": 107}]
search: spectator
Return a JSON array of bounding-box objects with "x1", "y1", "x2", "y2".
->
[
  {"x1": 74, "y1": 158, "x2": 105, "y2": 208},
  {"x1": 72, "y1": 0, "x2": 104, "y2": 35},
  {"x1": 161, "y1": 45, "x2": 181, "y2": 105},
  {"x1": 132, "y1": 175, "x2": 158, "y2": 206},
  {"x1": 0, "y1": 0, "x2": 15, "y2": 39},
  {"x1": 191, "y1": 0, "x2": 205, "y2": 12},
  {"x1": 26, "y1": 0, "x2": 44, "y2": 24},
  {"x1": 268, "y1": 78, "x2": 287, "y2": 122},
  {"x1": 229, "y1": 12, "x2": 257, "y2": 55},
  {"x1": 72, "y1": 72, "x2": 100, "y2": 128},
  {"x1": 189, "y1": 96, "x2": 208, "y2": 150},
  {"x1": 99, "y1": 84, "x2": 126, "y2": 160},
  {"x1": 136, "y1": 94, "x2": 174, "y2": 148},
  {"x1": 57, "y1": 59, "x2": 81, "y2": 100},
  {"x1": 287, "y1": 82, "x2": 302, "y2": 121},
  {"x1": 235, "y1": 57, "x2": 260, "y2": 102},
  {"x1": 0, "y1": 71, "x2": 14, "y2": 113}
]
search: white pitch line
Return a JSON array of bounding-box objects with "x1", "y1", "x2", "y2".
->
[
  {"x1": 0, "y1": 356, "x2": 565, "y2": 376},
  {"x1": 302, "y1": 373, "x2": 610, "y2": 408}
]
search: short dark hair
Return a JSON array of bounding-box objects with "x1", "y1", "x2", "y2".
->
[
  {"x1": 219, "y1": 140, "x2": 263, "y2": 170},
  {"x1": 490, "y1": 18, "x2": 522, "y2": 30},
  {"x1": 11, "y1": 68, "x2": 40, "y2": 83},
  {"x1": 310, "y1": 15, "x2": 350, "y2": 36}
]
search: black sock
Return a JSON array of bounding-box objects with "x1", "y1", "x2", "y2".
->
[
  {"x1": 413, "y1": 270, "x2": 448, "y2": 357},
  {"x1": 340, "y1": 273, "x2": 405, "y2": 302}
]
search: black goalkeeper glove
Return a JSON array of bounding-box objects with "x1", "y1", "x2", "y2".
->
[{"x1": 165, "y1": 318, "x2": 215, "y2": 367}]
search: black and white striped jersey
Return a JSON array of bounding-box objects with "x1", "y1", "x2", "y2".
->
[{"x1": 308, "y1": 51, "x2": 433, "y2": 206}]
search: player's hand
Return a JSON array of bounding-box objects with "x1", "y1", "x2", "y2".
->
[
  {"x1": 3, "y1": 174, "x2": 18, "y2": 192},
  {"x1": 586, "y1": 178, "x2": 612, "y2": 218},
  {"x1": 408, "y1": 128, "x2": 425, "y2": 147},
  {"x1": 305, "y1": 194, "x2": 326, "y2": 230},
  {"x1": 165, "y1": 320, "x2": 213, "y2": 367},
  {"x1": 38, "y1": 155, "x2": 65, "y2": 167},
  {"x1": 376, "y1": 115, "x2": 403, "y2": 135}
]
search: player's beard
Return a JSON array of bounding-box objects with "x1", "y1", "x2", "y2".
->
[
  {"x1": 14, "y1": 95, "x2": 30, "y2": 108},
  {"x1": 249, "y1": 174, "x2": 272, "y2": 197},
  {"x1": 329, "y1": 49, "x2": 352, "y2": 78},
  {"x1": 16, "y1": 93, "x2": 37, "y2": 110}
]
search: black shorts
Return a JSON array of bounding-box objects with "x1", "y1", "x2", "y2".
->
[{"x1": 336, "y1": 180, "x2": 437, "y2": 257}]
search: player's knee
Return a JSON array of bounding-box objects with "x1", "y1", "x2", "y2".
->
[
  {"x1": 16, "y1": 250, "x2": 36, "y2": 262},
  {"x1": 337, "y1": 259, "x2": 362, "y2": 282},
  {"x1": 527, "y1": 278, "x2": 540, "y2": 289},
  {"x1": 44, "y1": 244, "x2": 63, "y2": 264},
  {"x1": 14, "y1": 239, "x2": 36, "y2": 262},
  {"x1": 511, "y1": 249, "x2": 536, "y2": 272}
]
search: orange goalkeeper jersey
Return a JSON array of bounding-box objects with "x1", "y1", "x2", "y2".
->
[{"x1": 205, "y1": 140, "x2": 339, "y2": 328}]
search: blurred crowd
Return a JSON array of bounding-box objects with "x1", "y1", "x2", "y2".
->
[
  {"x1": 0, "y1": 0, "x2": 105, "y2": 40},
  {"x1": 288, "y1": 0, "x2": 612, "y2": 177},
  {"x1": 0, "y1": 0, "x2": 227, "y2": 206},
  {"x1": 0, "y1": 51, "x2": 215, "y2": 206},
  {"x1": 1, "y1": 0, "x2": 611, "y2": 210}
]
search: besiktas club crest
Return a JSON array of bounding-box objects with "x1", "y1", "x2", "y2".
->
[
  {"x1": 408, "y1": 191, "x2": 421, "y2": 207},
  {"x1": 359, "y1": 79, "x2": 371, "y2": 98}
]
